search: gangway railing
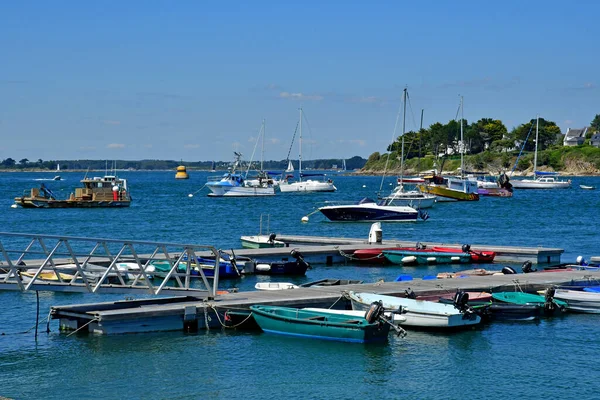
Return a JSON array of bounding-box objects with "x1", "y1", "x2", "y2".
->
[{"x1": 0, "y1": 232, "x2": 230, "y2": 297}]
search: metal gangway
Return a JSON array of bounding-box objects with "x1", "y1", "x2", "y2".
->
[{"x1": 0, "y1": 232, "x2": 233, "y2": 298}]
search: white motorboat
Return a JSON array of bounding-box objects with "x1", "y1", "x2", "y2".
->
[
  {"x1": 553, "y1": 289, "x2": 600, "y2": 313},
  {"x1": 580, "y1": 185, "x2": 595, "y2": 190},
  {"x1": 319, "y1": 198, "x2": 420, "y2": 222},
  {"x1": 206, "y1": 152, "x2": 276, "y2": 197},
  {"x1": 347, "y1": 291, "x2": 481, "y2": 329}
]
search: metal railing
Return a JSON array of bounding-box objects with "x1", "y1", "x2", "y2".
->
[{"x1": 0, "y1": 232, "x2": 227, "y2": 297}]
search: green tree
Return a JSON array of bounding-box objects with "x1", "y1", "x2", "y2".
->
[
  {"x1": 511, "y1": 118, "x2": 561, "y2": 151},
  {"x1": 19, "y1": 158, "x2": 29, "y2": 165},
  {"x1": 2, "y1": 158, "x2": 16, "y2": 167},
  {"x1": 591, "y1": 114, "x2": 600, "y2": 132}
]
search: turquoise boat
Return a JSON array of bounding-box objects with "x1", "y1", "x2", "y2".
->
[
  {"x1": 382, "y1": 249, "x2": 471, "y2": 265},
  {"x1": 249, "y1": 305, "x2": 391, "y2": 343},
  {"x1": 491, "y1": 291, "x2": 568, "y2": 312}
]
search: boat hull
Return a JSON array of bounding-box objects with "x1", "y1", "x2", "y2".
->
[
  {"x1": 418, "y1": 184, "x2": 479, "y2": 201},
  {"x1": 279, "y1": 180, "x2": 336, "y2": 192},
  {"x1": 14, "y1": 199, "x2": 131, "y2": 208},
  {"x1": 348, "y1": 291, "x2": 481, "y2": 329},
  {"x1": 319, "y1": 203, "x2": 418, "y2": 222},
  {"x1": 240, "y1": 235, "x2": 285, "y2": 249},
  {"x1": 511, "y1": 179, "x2": 571, "y2": 189},
  {"x1": 382, "y1": 249, "x2": 471, "y2": 265},
  {"x1": 250, "y1": 305, "x2": 390, "y2": 343},
  {"x1": 206, "y1": 185, "x2": 275, "y2": 197},
  {"x1": 554, "y1": 289, "x2": 600, "y2": 313},
  {"x1": 430, "y1": 247, "x2": 496, "y2": 263}
]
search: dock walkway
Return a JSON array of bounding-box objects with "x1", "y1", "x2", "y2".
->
[{"x1": 51, "y1": 269, "x2": 600, "y2": 335}]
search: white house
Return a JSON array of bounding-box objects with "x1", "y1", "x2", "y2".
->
[{"x1": 563, "y1": 127, "x2": 588, "y2": 146}]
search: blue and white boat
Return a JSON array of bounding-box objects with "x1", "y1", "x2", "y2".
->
[
  {"x1": 318, "y1": 197, "x2": 420, "y2": 222},
  {"x1": 206, "y1": 152, "x2": 275, "y2": 197}
]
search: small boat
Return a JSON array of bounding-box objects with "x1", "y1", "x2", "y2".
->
[
  {"x1": 553, "y1": 289, "x2": 600, "y2": 313},
  {"x1": 206, "y1": 152, "x2": 275, "y2": 197},
  {"x1": 240, "y1": 234, "x2": 285, "y2": 249},
  {"x1": 299, "y1": 278, "x2": 363, "y2": 288},
  {"x1": 416, "y1": 291, "x2": 492, "y2": 303},
  {"x1": 19, "y1": 271, "x2": 75, "y2": 281},
  {"x1": 580, "y1": 185, "x2": 595, "y2": 190},
  {"x1": 255, "y1": 251, "x2": 310, "y2": 276},
  {"x1": 14, "y1": 173, "x2": 132, "y2": 208},
  {"x1": 347, "y1": 291, "x2": 481, "y2": 329},
  {"x1": 436, "y1": 268, "x2": 505, "y2": 279},
  {"x1": 491, "y1": 291, "x2": 568, "y2": 314},
  {"x1": 319, "y1": 197, "x2": 420, "y2": 222},
  {"x1": 175, "y1": 165, "x2": 189, "y2": 179},
  {"x1": 430, "y1": 245, "x2": 496, "y2": 263},
  {"x1": 255, "y1": 282, "x2": 299, "y2": 291},
  {"x1": 53, "y1": 163, "x2": 61, "y2": 181},
  {"x1": 382, "y1": 249, "x2": 471, "y2": 265},
  {"x1": 351, "y1": 248, "x2": 390, "y2": 264},
  {"x1": 250, "y1": 305, "x2": 391, "y2": 343}
]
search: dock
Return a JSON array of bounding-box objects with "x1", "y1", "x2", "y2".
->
[{"x1": 51, "y1": 269, "x2": 600, "y2": 335}]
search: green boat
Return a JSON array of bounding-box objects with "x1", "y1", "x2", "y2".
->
[
  {"x1": 382, "y1": 249, "x2": 471, "y2": 265},
  {"x1": 249, "y1": 305, "x2": 391, "y2": 343},
  {"x1": 492, "y1": 291, "x2": 568, "y2": 310}
]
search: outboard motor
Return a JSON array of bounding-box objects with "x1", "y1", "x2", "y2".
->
[
  {"x1": 415, "y1": 242, "x2": 426, "y2": 250},
  {"x1": 453, "y1": 291, "x2": 470, "y2": 312},
  {"x1": 405, "y1": 288, "x2": 416, "y2": 299},
  {"x1": 290, "y1": 249, "x2": 311, "y2": 269},
  {"x1": 521, "y1": 261, "x2": 536, "y2": 273},
  {"x1": 365, "y1": 300, "x2": 385, "y2": 324},
  {"x1": 501, "y1": 266, "x2": 517, "y2": 274},
  {"x1": 544, "y1": 287, "x2": 557, "y2": 313},
  {"x1": 461, "y1": 244, "x2": 471, "y2": 253},
  {"x1": 268, "y1": 233, "x2": 277, "y2": 244}
]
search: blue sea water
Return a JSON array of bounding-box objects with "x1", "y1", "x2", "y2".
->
[{"x1": 1, "y1": 171, "x2": 599, "y2": 400}]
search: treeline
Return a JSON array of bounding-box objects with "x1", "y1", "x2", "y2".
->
[
  {"x1": 365, "y1": 113, "x2": 600, "y2": 172},
  {"x1": 0, "y1": 156, "x2": 367, "y2": 171}
]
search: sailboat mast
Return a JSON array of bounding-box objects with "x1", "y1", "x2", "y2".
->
[
  {"x1": 418, "y1": 109, "x2": 424, "y2": 174},
  {"x1": 460, "y1": 95, "x2": 464, "y2": 179},
  {"x1": 261, "y1": 119, "x2": 265, "y2": 171},
  {"x1": 534, "y1": 115, "x2": 539, "y2": 177},
  {"x1": 400, "y1": 87, "x2": 407, "y2": 184},
  {"x1": 299, "y1": 107, "x2": 303, "y2": 182}
]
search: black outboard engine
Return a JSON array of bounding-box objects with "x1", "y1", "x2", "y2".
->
[
  {"x1": 365, "y1": 301, "x2": 385, "y2": 324},
  {"x1": 290, "y1": 249, "x2": 311, "y2": 269},
  {"x1": 268, "y1": 233, "x2": 277, "y2": 244},
  {"x1": 416, "y1": 242, "x2": 426, "y2": 250},
  {"x1": 544, "y1": 287, "x2": 557, "y2": 312},
  {"x1": 453, "y1": 291, "x2": 470, "y2": 312},
  {"x1": 521, "y1": 261, "x2": 536, "y2": 273},
  {"x1": 405, "y1": 288, "x2": 416, "y2": 299},
  {"x1": 461, "y1": 244, "x2": 471, "y2": 253},
  {"x1": 501, "y1": 266, "x2": 517, "y2": 274}
]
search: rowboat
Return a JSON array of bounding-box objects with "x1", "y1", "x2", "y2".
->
[
  {"x1": 553, "y1": 289, "x2": 600, "y2": 313},
  {"x1": 254, "y1": 282, "x2": 299, "y2": 290},
  {"x1": 491, "y1": 291, "x2": 568, "y2": 314},
  {"x1": 382, "y1": 249, "x2": 471, "y2": 265},
  {"x1": 580, "y1": 185, "x2": 595, "y2": 190},
  {"x1": 347, "y1": 291, "x2": 481, "y2": 329},
  {"x1": 250, "y1": 305, "x2": 391, "y2": 343}
]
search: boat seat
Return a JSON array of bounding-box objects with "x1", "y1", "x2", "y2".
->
[
  {"x1": 306, "y1": 316, "x2": 326, "y2": 321},
  {"x1": 340, "y1": 319, "x2": 362, "y2": 324}
]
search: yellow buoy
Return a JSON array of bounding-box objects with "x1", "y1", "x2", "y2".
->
[{"x1": 175, "y1": 165, "x2": 189, "y2": 179}]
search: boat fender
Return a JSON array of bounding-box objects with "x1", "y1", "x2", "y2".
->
[
  {"x1": 255, "y1": 264, "x2": 271, "y2": 272},
  {"x1": 426, "y1": 257, "x2": 437, "y2": 263},
  {"x1": 453, "y1": 291, "x2": 470, "y2": 312},
  {"x1": 462, "y1": 244, "x2": 471, "y2": 253},
  {"x1": 521, "y1": 261, "x2": 536, "y2": 273},
  {"x1": 501, "y1": 266, "x2": 517, "y2": 275},
  {"x1": 451, "y1": 256, "x2": 461, "y2": 262},
  {"x1": 401, "y1": 256, "x2": 417, "y2": 264},
  {"x1": 365, "y1": 301, "x2": 384, "y2": 324}
]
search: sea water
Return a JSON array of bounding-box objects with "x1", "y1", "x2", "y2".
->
[{"x1": 0, "y1": 171, "x2": 599, "y2": 399}]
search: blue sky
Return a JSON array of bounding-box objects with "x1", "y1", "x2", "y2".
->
[{"x1": 1, "y1": 1, "x2": 598, "y2": 163}]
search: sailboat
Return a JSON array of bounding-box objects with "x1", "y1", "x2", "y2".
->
[
  {"x1": 417, "y1": 96, "x2": 480, "y2": 201},
  {"x1": 382, "y1": 88, "x2": 436, "y2": 209},
  {"x1": 510, "y1": 116, "x2": 571, "y2": 189},
  {"x1": 53, "y1": 164, "x2": 61, "y2": 181},
  {"x1": 279, "y1": 108, "x2": 337, "y2": 193}
]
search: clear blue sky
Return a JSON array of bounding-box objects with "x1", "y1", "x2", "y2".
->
[{"x1": 1, "y1": 1, "x2": 598, "y2": 163}]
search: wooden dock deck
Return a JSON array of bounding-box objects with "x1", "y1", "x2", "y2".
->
[{"x1": 51, "y1": 269, "x2": 600, "y2": 335}]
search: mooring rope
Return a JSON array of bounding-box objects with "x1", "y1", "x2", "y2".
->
[
  {"x1": 66, "y1": 318, "x2": 99, "y2": 337},
  {"x1": 207, "y1": 304, "x2": 254, "y2": 329}
]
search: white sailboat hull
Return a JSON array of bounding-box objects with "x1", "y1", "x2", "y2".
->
[{"x1": 279, "y1": 180, "x2": 336, "y2": 192}]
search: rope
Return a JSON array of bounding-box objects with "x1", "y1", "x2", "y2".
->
[
  {"x1": 66, "y1": 318, "x2": 99, "y2": 337},
  {"x1": 188, "y1": 184, "x2": 206, "y2": 197},
  {"x1": 208, "y1": 304, "x2": 255, "y2": 329}
]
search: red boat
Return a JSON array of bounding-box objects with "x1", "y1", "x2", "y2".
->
[
  {"x1": 352, "y1": 248, "x2": 393, "y2": 264},
  {"x1": 431, "y1": 245, "x2": 496, "y2": 263}
]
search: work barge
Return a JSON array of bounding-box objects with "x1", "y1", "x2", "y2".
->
[{"x1": 1, "y1": 231, "x2": 594, "y2": 335}]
